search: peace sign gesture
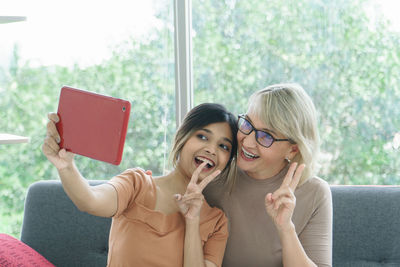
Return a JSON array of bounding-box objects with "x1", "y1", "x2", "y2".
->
[
  {"x1": 265, "y1": 162, "x2": 305, "y2": 232},
  {"x1": 175, "y1": 162, "x2": 221, "y2": 220}
]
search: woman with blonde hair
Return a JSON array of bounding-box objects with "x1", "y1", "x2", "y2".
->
[{"x1": 204, "y1": 83, "x2": 332, "y2": 267}]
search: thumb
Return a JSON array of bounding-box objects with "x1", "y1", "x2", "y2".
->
[
  {"x1": 174, "y1": 194, "x2": 182, "y2": 201},
  {"x1": 59, "y1": 149, "x2": 74, "y2": 161},
  {"x1": 265, "y1": 193, "x2": 273, "y2": 207},
  {"x1": 174, "y1": 194, "x2": 186, "y2": 213}
]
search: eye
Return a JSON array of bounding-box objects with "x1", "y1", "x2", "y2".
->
[
  {"x1": 197, "y1": 134, "x2": 207, "y2": 140},
  {"x1": 259, "y1": 131, "x2": 274, "y2": 140},
  {"x1": 220, "y1": 143, "x2": 231, "y2": 152}
]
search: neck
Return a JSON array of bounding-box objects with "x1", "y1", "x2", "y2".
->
[
  {"x1": 246, "y1": 161, "x2": 288, "y2": 180},
  {"x1": 163, "y1": 167, "x2": 190, "y2": 194}
]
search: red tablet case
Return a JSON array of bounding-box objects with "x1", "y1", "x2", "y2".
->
[{"x1": 56, "y1": 86, "x2": 131, "y2": 165}]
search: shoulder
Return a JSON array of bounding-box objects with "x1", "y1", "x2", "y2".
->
[
  {"x1": 109, "y1": 168, "x2": 154, "y2": 192},
  {"x1": 200, "y1": 203, "x2": 229, "y2": 245},
  {"x1": 295, "y1": 176, "x2": 332, "y2": 213},
  {"x1": 203, "y1": 179, "x2": 227, "y2": 208},
  {"x1": 202, "y1": 201, "x2": 228, "y2": 228},
  {"x1": 112, "y1": 167, "x2": 153, "y2": 182},
  {"x1": 108, "y1": 168, "x2": 156, "y2": 215},
  {"x1": 297, "y1": 176, "x2": 332, "y2": 206},
  {"x1": 299, "y1": 176, "x2": 330, "y2": 194}
]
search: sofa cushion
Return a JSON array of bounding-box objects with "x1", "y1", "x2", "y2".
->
[
  {"x1": 332, "y1": 185, "x2": 400, "y2": 267},
  {"x1": 20, "y1": 181, "x2": 400, "y2": 267},
  {"x1": 0, "y1": 233, "x2": 55, "y2": 266},
  {"x1": 20, "y1": 180, "x2": 111, "y2": 267}
]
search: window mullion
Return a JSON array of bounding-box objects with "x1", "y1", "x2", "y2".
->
[{"x1": 174, "y1": 0, "x2": 193, "y2": 127}]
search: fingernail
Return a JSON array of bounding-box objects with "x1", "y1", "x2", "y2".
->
[{"x1": 56, "y1": 137, "x2": 60, "y2": 143}]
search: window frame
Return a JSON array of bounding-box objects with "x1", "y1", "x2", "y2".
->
[{"x1": 174, "y1": 0, "x2": 193, "y2": 127}]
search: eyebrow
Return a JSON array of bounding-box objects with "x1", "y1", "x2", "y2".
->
[
  {"x1": 245, "y1": 115, "x2": 277, "y2": 135},
  {"x1": 200, "y1": 128, "x2": 233, "y2": 145}
]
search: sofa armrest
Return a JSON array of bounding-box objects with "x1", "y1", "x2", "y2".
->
[{"x1": 21, "y1": 180, "x2": 111, "y2": 267}]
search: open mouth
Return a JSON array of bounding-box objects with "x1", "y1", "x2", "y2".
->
[
  {"x1": 195, "y1": 156, "x2": 215, "y2": 169},
  {"x1": 241, "y1": 147, "x2": 260, "y2": 159}
]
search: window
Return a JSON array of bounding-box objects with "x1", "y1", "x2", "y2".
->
[
  {"x1": 192, "y1": 0, "x2": 400, "y2": 185},
  {"x1": 0, "y1": 0, "x2": 174, "y2": 236},
  {"x1": 1, "y1": 0, "x2": 399, "y2": 238}
]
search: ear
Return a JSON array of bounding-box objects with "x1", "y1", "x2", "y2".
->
[{"x1": 288, "y1": 144, "x2": 299, "y2": 158}]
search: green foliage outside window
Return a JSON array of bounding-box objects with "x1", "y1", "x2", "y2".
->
[
  {"x1": 193, "y1": 0, "x2": 400, "y2": 184},
  {"x1": 1, "y1": 0, "x2": 399, "y2": 237},
  {"x1": 0, "y1": 35, "x2": 175, "y2": 236}
]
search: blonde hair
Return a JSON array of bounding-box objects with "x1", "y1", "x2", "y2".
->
[{"x1": 248, "y1": 83, "x2": 320, "y2": 184}]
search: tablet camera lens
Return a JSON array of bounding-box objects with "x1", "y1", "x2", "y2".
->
[{"x1": 122, "y1": 107, "x2": 126, "y2": 112}]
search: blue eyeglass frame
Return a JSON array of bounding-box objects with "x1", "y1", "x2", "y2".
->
[{"x1": 237, "y1": 114, "x2": 293, "y2": 148}]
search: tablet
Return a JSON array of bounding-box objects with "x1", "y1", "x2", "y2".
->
[{"x1": 56, "y1": 86, "x2": 131, "y2": 165}]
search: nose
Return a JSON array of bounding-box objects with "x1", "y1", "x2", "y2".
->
[
  {"x1": 205, "y1": 144, "x2": 217, "y2": 155},
  {"x1": 240, "y1": 130, "x2": 257, "y2": 148}
]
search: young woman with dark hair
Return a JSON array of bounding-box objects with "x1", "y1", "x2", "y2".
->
[{"x1": 43, "y1": 103, "x2": 238, "y2": 267}]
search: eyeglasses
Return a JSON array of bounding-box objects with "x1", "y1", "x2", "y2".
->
[{"x1": 237, "y1": 114, "x2": 293, "y2": 148}]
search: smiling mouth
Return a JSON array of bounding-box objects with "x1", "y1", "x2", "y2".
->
[
  {"x1": 195, "y1": 156, "x2": 215, "y2": 169},
  {"x1": 241, "y1": 147, "x2": 260, "y2": 159}
]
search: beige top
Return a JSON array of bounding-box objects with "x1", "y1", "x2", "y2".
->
[
  {"x1": 203, "y1": 166, "x2": 332, "y2": 267},
  {"x1": 107, "y1": 168, "x2": 229, "y2": 267}
]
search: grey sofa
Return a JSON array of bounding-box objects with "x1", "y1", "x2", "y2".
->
[{"x1": 20, "y1": 181, "x2": 400, "y2": 267}]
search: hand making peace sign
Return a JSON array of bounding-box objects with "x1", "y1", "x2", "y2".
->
[
  {"x1": 265, "y1": 162, "x2": 305, "y2": 232},
  {"x1": 175, "y1": 162, "x2": 221, "y2": 220}
]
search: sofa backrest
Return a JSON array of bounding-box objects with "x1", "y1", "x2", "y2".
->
[
  {"x1": 21, "y1": 181, "x2": 400, "y2": 267},
  {"x1": 21, "y1": 180, "x2": 111, "y2": 267},
  {"x1": 331, "y1": 185, "x2": 400, "y2": 267}
]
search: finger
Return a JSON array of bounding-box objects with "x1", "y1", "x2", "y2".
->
[
  {"x1": 281, "y1": 162, "x2": 298, "y2": 187},
  {"x1": 46, "y1": 121, "x2": 61, "y2": 143},
  {"x1": 198, "y1": 169, "x2": 221, "y2": 191},
  {"x1": 289, "y1": 163, "x2": 305, "y2": 191},
  {"x1": 135, "y1": 168, "x2": 153, "y2": 176},
  {"x1": 273, "y1": 196, "x2": 295, "y2": 211},
  {"x1": 190, "y1": 162, "x2": 208, "y2": 185},
  {"x1": 271, "y1": 187, "x2": 294, "y2": 202},
  {"x1": 179, "y1": 192, "x2": 204, "y2": 203},
  {"x1": 42, "y1": 141, "x2": 56, "y2": 157},
  {"x1": 47, "y1": 112, "x2": 60, "y2": 123},
  {"x1": 44, "y1": 136, "x2": 60, "y2": 153}
]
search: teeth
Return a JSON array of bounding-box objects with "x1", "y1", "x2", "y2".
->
[
  {"x1": 242, "y1": 148, "x2": 258, "y2": 159},
  {"x1": 196, "y1": 156, "x2": 215, "y2": 167}
]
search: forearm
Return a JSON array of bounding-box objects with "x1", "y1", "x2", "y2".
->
[
  {"x1": 183, "y1": 217, "x2": 206, "y2": 267},
  {"x1": 57, "y1": 161, "x2": 95, "y2": 212},
  {"x1": 279, "y1": 223, "x2": 317, "y2": 267}
]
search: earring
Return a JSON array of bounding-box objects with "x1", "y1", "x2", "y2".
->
[{"x1": 285, "y1": 157, "x2": 291, "y2": 163}]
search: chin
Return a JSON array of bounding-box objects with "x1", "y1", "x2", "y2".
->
[
  {"x1": 237, "y1": 160, "x2": 250, "y2": 170},
  {"x1": 237, "y1": 154, "x2": 254, "y2": 168}
]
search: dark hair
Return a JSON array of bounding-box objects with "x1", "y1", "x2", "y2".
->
[{"x1": 170, "y1": 103, "x2": 238, "y2": 181}]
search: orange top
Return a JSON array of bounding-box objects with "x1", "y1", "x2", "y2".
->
[{"x1": 107, "y1": 168, "x2": 228, "y2": 267}]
